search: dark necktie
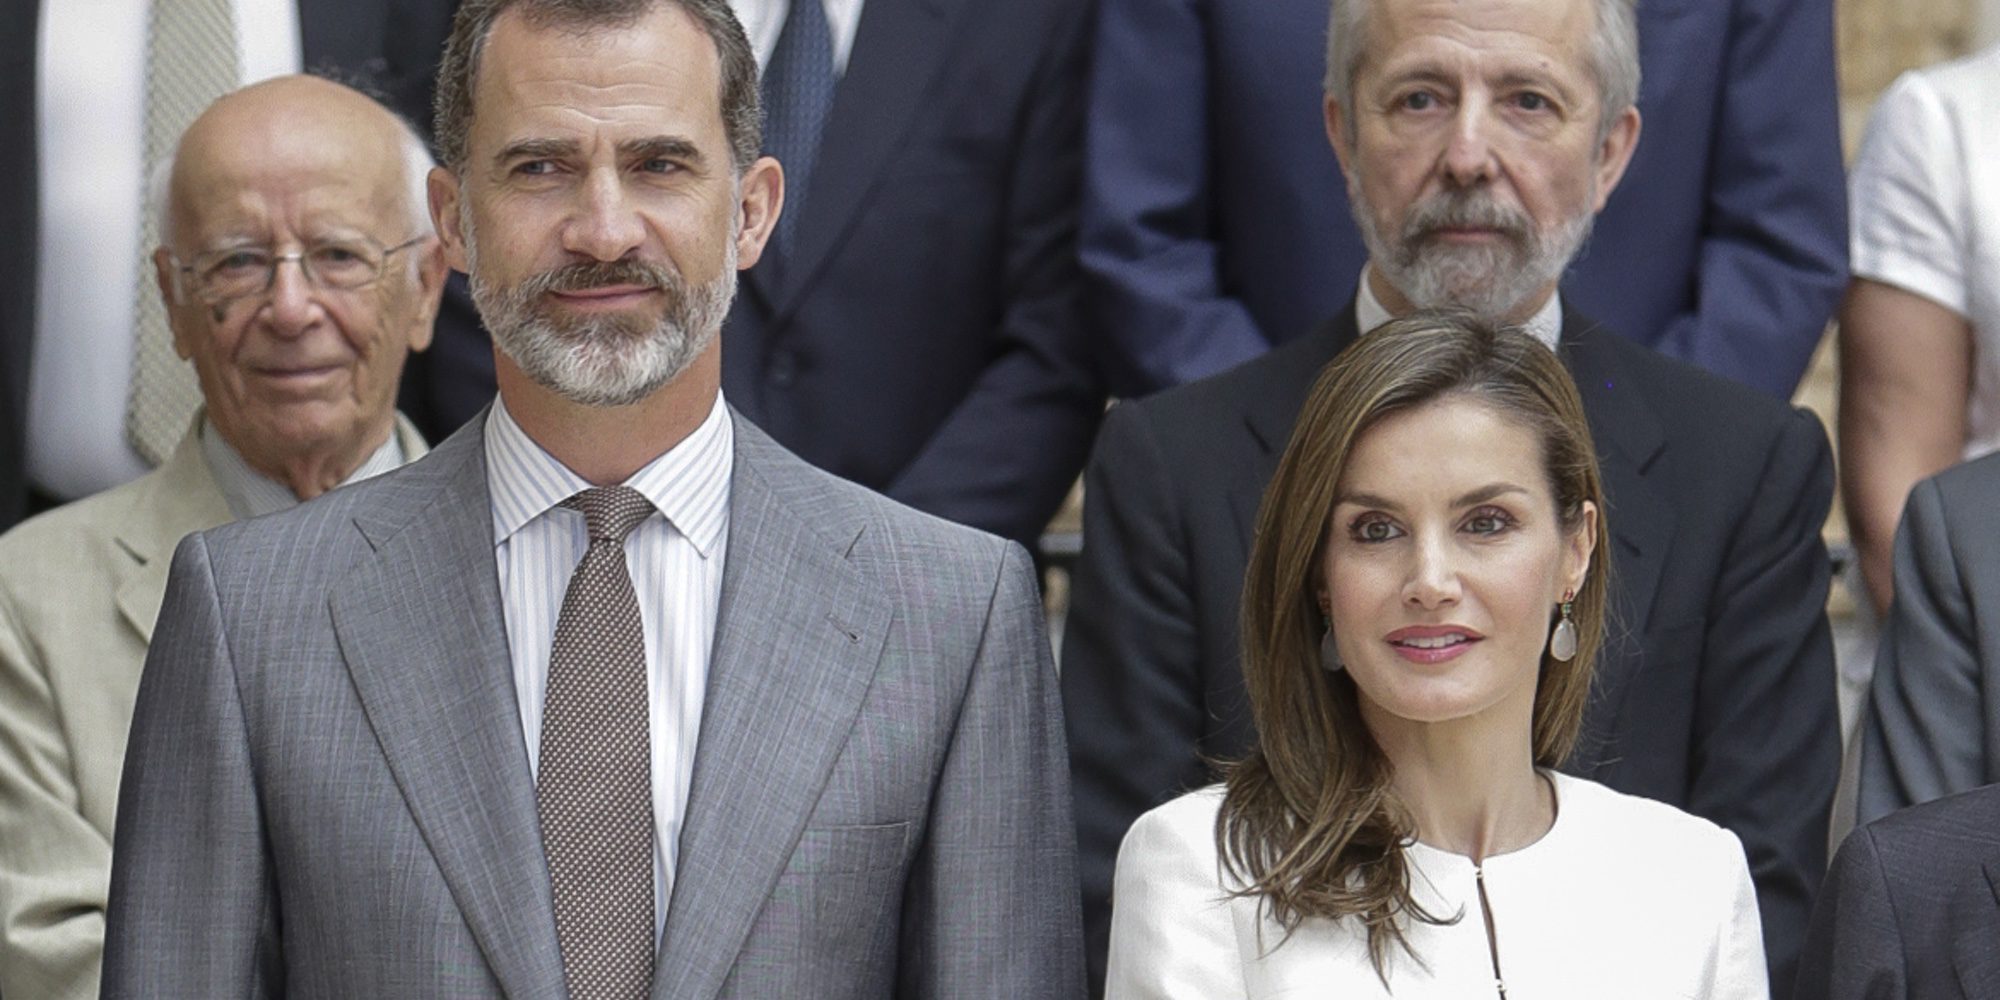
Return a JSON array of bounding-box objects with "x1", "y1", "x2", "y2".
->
[
  {"x1": 538, "y1": 486, "x2": 657, "y2": 1000},
  {"x1": 760, "y1": 0, "x2": 836, "y2": 264}
]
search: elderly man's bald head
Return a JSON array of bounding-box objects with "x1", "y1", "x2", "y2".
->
[
  {"x1": 150, "y1": 74, "x2": 446, "y2": 502},
  {"x1": 156, "y1": 75, "x2": 435, "y2": 247}
]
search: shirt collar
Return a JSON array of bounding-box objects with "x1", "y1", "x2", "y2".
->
[
  {"x1": 485, "y1": 392, "x2": 734, "y2": 560},
  {"x1": 200, "y1": 415, "x2": 407, "y2": 520},
  {"x1": 1354, "y1": 265, "x2": 1564, "y2": 350}
]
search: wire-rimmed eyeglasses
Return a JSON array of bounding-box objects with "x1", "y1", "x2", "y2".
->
[{"x1": 171, "y1": 234, "x2": 430, "y2": 306}]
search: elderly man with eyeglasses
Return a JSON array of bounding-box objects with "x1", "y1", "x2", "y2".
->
[{"x1": 0, "y1": 74, "x2": 444, "y2": 1000}]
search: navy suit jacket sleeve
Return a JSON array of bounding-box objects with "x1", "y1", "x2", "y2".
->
[
  {"x1": 882, "y1": 0, "x2": 1102, "y2": 546},
  {"x1": 1643, "y1": 0, "x2": 1847, "y2": 397},
  {"x1": 1078, "y1": 0, "x2": 1274, "y2": 397}
]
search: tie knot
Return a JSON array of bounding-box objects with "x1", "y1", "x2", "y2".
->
[{"x1": 560, "y1": 486, "x2": 654, "y2": 542}]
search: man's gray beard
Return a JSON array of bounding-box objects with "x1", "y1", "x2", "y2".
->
[
  {"x1": 1350, "y1": 183, "x2": 1592, "y2": 323},
  {"x1": 464, "y1": 214, "x2": 737, "y2": 408}
]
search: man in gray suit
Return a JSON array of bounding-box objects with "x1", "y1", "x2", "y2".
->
[
  {"x1": 0, "y1": 75, "x2": 441, "y2": 1000},
  {"x1": 101, "y1": 0, "x2": 1083, "y2": 996},
  {"x1": 1857, "y1": 451, "x2": 2000, "y2": 824}
]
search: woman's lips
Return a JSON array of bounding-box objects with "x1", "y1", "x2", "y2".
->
[{"x1": 1383, "y1": 624, "x2": 1484, "y2": 664}]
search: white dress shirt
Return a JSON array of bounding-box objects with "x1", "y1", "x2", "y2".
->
[
  {"x1": 729, "y1": 0, "x2": 867, "y2": 76},
  {"x1": 485, "y1": 394, "x2": 734, "y2": 942},
  {"x1": 1107, "y1": 772, "x2": 1768, "y2": 999},
  {"x1": 199, "y1": 417, "x2": 406, "y2": 520},
  {"x1": 1354, "y1": 266, "x2": 1565, "y2": 350},
  {"x1": 30, "y1": 0, "x2": 302, "y2": 500}
]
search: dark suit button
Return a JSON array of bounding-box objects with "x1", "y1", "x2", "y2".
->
[{"x1": 767, "y1": 351, "x2": 799, "y2": 388}]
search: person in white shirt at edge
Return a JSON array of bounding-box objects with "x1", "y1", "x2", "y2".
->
[{"x1": 1104, "y1": 313, "x2": 1767, "y2": 999}]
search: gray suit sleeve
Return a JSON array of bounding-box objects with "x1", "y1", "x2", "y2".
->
[
  {"x1": 1859, "y1": 476, "x2": 1986, "y2": 824},
  {"x1": 897, "y1": 541, "x2": 1086, "y2": 999},
  {"x1": 102, "y1": 534, "x2": 282, "y2": 998},
  {"x1": 1793, "y1": 826, "x2": 1908, "y2": 1000}
]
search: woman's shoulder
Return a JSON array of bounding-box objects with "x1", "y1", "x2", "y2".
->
[
  {"x1": 1120, "y1": 785, "x2": 1229, "y2": 874},
  {"x1": 1551, "y1": 773, "x2": 1748, "y2": 870}
]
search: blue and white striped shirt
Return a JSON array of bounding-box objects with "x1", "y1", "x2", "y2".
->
[{"x1": 484, "y1": 393, "x2": 733, "y2": 942}]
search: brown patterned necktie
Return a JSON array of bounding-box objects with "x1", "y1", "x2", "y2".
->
[{"x1": 538, "y1": 486, "x2": 657, "y2": 999}]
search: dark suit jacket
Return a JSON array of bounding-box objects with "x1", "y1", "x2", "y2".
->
[
  {"x1": 0, "y1": 0, "x2": 481, "y2": 529},
  {"x1": 1797, "y1": 783, "x2": 2000, "y2": 1000},
  {"x1": 721, "y1": 0, "x2": 1102, "y2": 550},
  {"x1": 295, "y1": 0, "x2": 492, "y2": 445},
  {"x1": 1062, "y1": 300, "x2": 1840, "y2": 996},
  {"x1": 0, "y1": 3, "x2": 36, "y2": 530},
  {"x1": 1081, "y1": 0, "x2": 1847, "y2": 399}
]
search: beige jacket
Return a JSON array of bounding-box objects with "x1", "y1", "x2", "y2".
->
[{"x1": 0, "y1": 416, "x2": 427, "y2": 1000}]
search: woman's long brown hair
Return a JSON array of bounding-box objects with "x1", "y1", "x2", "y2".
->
[{"x1": 1218, "y1": 311, "x2": 1610, "y2": 978}]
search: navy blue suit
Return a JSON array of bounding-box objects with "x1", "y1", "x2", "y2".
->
[
  {"x1": 722, "y1": 0, "x2": 1102, "y2": 550},
  {"x1": 1082, "y1": 0, "x2": 1847, "y2": 398}
]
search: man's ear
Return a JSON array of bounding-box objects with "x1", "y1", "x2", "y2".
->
[
  {"x1": 428, "y1": 166, "x2": 470, "y2": 274},
  {"x1": 403, "y1": 238, "x2": 447, "y2": 354},
  {"x1": 1590, "y1": 107, "x2": 1642, "y2": 212},
  {"x1": 733, "y1": 155, "x2": 783, "y2": 271},
  {"x1": 1324, "y1": 94, "x2": 1355, "y2": 179},
  {"x1": 152, "y1": 246, "x2": 195, "y2": 361}
]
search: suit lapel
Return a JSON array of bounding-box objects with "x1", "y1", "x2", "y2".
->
[
  {"x1": 1560, "y1": 309, "x2": 1672, "y2": 639},
  {"x1": 1228, "y1": 308, "x2": 1357, "y2": 551},
  {"x1": 329, "y1": 421, "x2": 567, "y2": 998},
  {"x1": 112, "y1": 430, "x2": 233, "y2": 643},
  {"x1": 765, "y1": 0, "x2": 967, "y2": 320},
  {"x1": 655, "y1": 418, "x2": 892, "y2": 999}
]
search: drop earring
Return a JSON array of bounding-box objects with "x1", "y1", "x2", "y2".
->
[
  {"x1": 1549, "y1": 590, "x2": 1578, "y2": 662},
  {"x1": 1320, "y1": 612, "x2": 1343, "y2": 672}
]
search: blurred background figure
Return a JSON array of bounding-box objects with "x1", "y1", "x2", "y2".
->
[
  {"x1": 719, "y1": 0, "x2": 1103, "y2": 553},
  {"x1": 0, "y1": 75, "x2": 445, "y2": 1000},
  {"x1": 1081, "y1": 0, "x2": 1845, "y2": 401},
  {"x1": 1107, "y1": 316, "x2": 1766, "y2": 999},
  {"x1": 1856, "y1": 452, "x2": 2000, "y2": 824},
  {"x1": 1837, "y1": 43, "x2": 2000, "y2": 745},
  {"x1": 2, "y1": 0, "x2": 479, "y2": 535}
]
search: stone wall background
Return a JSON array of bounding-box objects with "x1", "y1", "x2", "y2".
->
[{"x1": 1798, "y1": 0, "x2": 1982, "y2": 617}]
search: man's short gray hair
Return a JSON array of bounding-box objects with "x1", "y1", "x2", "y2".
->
[
  {"x1": 1322, "y1": 0, "x2": 1640, "y2": 143},
  {"x1": 432, "y1": 0, "x2": 763, "y2": 173}
]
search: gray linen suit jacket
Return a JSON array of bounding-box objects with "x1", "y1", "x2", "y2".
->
[
  {"x1": 1858, "y1": 452, "x2": 2000, "y2": 824},
  {"x1": 101, "y1": 409, "x2": 1085, "y2": 998},
  {"x1": 0, "y1": 414, "x2": 426, "y2": 1000}
]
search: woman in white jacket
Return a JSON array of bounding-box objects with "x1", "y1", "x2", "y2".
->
[{"x1": 1105, "y1": 313, "x2": 1768, "y2": 1000}]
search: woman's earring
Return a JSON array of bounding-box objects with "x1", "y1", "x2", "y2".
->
[
  {"x1": 1549, "y1": 590, "x2": 1578, "y2": 662},
  {"x1": 1320, "y1": 613, "x2": 1343, "y2": 673}
]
